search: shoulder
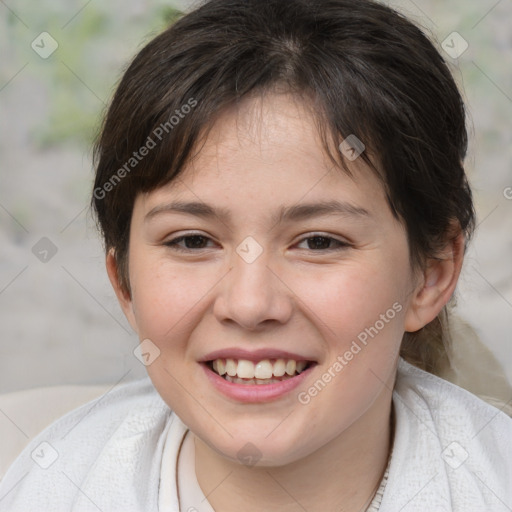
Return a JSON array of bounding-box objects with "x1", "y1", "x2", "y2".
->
[
  {"x1": 394, "y1": 357, "x2": 512, "y2": 454},
  {"x1": 0, "y1": 376, "x2": 171, "y2": 511},
  {"x1": 395, "y1": 357, "x2": 512, "y2": 431},
  {"x1": 19, "y1": 375, "x2": 170, "y2": 445},
  {"x1": 382, "y1": 358, "x2": 512, "y2": 511}
]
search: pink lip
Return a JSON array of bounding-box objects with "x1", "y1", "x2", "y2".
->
[
  {"x1": 199, "y1": 348, "x2": 316, "y2": 363},
  {"x1": 201, "y1": 362, "x2": 315, "y2": 403}
]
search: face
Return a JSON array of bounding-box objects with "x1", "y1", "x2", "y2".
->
[{"x1": 114, "y1": 92, "x2": 423, "y2": 466}]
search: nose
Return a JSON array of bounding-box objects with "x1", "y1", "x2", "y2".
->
[{"x1": 213, "y1": 249, "x2": 293, "y2": 331}]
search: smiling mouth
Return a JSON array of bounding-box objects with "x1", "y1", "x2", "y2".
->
[{"x1": 206, "y1": 358, "x2": 315, "y2": 385}]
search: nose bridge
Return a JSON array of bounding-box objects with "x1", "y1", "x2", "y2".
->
[
  {"x1": 231, "y1": 247, "x2": 272, "y2": 294},
  {"x1": 214, "y1": 240, "x2": 292, "y2": 329}
]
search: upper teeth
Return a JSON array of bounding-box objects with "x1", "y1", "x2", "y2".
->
[{"x1": 212, "y1": 358, "x2": 308, "y2": 379}]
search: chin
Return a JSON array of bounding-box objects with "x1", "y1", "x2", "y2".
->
[{"x1": 193, "y1": 420, "x2": 314, "y2": 468}]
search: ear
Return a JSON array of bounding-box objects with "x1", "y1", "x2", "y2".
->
[
  {"x1": 404, "y1": 229, "x2": 465, "y2": 332},
  {"x1": 105, "y1": 249, "x2": 138, "y2": 333}
]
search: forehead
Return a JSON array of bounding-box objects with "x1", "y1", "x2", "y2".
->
[
  {"x1": 174, "y1": 92, "x2": 328, "y2": 183},
  {"x1": 136, "y1": 92, "x2": 388, "y2": 220}
]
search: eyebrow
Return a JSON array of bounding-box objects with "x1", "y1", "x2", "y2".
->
[{"x1": 145, "y1": 199, "x2": 371, "y2": 225}]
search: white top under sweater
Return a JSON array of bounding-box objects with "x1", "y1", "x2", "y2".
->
[{"x1": 160, "y1": 428, "x2": 390, "y2": 511}]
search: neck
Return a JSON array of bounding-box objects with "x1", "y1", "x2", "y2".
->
[{"x1": 194, "y1": 387, "x2": 395, "y2": 512}]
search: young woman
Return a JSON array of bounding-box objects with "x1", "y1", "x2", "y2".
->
[{"x1": 1, "y1": 1, "x2": 511, "y2": 510}]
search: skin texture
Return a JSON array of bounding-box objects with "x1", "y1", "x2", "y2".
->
[{"x1": 107, "y1": 92, "x2": 464, "y2": 511}]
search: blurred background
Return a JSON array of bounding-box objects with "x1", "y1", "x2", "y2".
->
[{"x1": 0, "y1": 0, "x2": 511, "y2": 393}]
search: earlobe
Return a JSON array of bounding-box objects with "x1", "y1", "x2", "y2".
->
[
  {"x1": 404, "y1": 232, "x2": 465, "y2": 333},
  {"x1": 105, "y1": 249, "x2": 138, "y2": 333}
]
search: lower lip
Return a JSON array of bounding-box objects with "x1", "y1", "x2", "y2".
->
[{"x1": 201, "y1": 363, "x2": 315, "y2": 403}]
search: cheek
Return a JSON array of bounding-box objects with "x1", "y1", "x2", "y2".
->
[
  {"x1": 130, "y1": 249, "x2": 222, "y2": 356},
  {"x1": 129, "y1": 253, "x2": 205, "y2": 343},
  {"x1": 294, "y1": 260, "x2": 407, "y2": 345},
  {"x1": 294, "y1": 258, "x2": 408, "y2": 421},
  {"x1": 290, "y1": 271, "x2": 405, "y2": 448}
]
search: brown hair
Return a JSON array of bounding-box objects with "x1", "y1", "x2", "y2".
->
[{"x1": 91, "y1": 0, "x2": 476, "y2": 375}]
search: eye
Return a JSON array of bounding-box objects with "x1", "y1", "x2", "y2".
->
[
  {"x1": 164, "y1": 233, "x2": 216, "y2": 252},
  {"x1": 295, "y1": 234, "x2": 351, "y2": 251},
  {"x1": 163, "y1": 233, "x2": 351, "y2": 253}
]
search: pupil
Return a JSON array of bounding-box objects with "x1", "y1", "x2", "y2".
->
[
  {"x1": 308, "y1": 236, "x2": 330, "y2": 250},
  {"x1": 186, "y1": 235, "x2": 206, "y2": 248}
]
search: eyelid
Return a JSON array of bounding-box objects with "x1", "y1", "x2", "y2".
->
[
  {"x1": 294, "y1": 232, "x2": 352, "y2": 251},
  {"x1": 163, "y1": 231, "x2": 217, "y2": 252}
]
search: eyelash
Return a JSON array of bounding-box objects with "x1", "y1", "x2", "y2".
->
[{"x1": 163, "y1": 233, "x2": 351, "y2": 253}]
